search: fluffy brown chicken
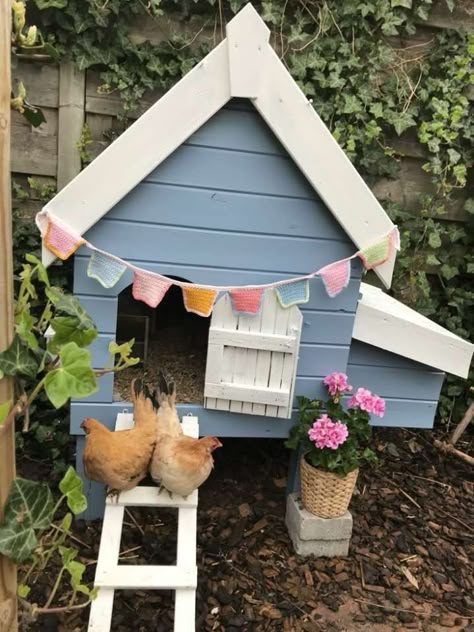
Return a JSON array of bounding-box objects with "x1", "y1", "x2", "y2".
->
[
  {"x1": 150, "y1": 376, "x2": 222, "y2": 497},
  {"x1": 81, "y1": 379, "x2": 157, "y2": 495}
]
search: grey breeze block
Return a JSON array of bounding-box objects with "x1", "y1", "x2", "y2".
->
[{"x1": 285, "y1": 493, "x2": 353, "y2": 557}]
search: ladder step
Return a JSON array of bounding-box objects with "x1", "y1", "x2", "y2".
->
[
  {"x1": 95, "y1": 565, "x2": 198, "y2": 590},
  {"x1": 107, "y1": 486, "x2": 198, "y2": 507}
]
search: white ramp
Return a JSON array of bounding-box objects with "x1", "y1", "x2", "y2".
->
[{"x1": 88, "y1": 414, "x2": 199, "y2": 632}]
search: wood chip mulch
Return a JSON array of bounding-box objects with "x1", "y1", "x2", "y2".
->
[{"x1": 24, "y1": 427, "x2": 473, "y2": 632}]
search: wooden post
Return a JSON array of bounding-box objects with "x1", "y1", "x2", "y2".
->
[
  {"x1": 57, "y1": 61, "x2": 85, "y2": 190},
  {"x1": 0, "y1": 2, "x2": 17, "y2": 632}
]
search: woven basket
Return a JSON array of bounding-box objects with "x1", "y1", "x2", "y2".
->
[{"x1": 300, "y1": 454, "x2": 358, "y2": 518}]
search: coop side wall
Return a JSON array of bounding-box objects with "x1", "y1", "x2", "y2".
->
[
  {"x1": 347, "y1": 341, "x2": 445, "y2": 428},
  {"x1": 70, "y1": 101, "x2": 366, "y2": 516}
]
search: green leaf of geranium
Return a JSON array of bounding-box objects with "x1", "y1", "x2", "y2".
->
[
  {"x1": 0, "y1": 335, "x2": 39, "y2": 378},
  {"x1": 0, "y1": 478, "x2": 54, "y2": 562},
  {"x1": 44, "y1": 342, "x2": 97, "y2": 408},
  {"x1": 59, "y1": 467, "x2": 88, "y2": 514}
]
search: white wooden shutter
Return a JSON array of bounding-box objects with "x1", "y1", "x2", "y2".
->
[{"x1": 204, "y1": 290, "x2": 302, "y2": 418}]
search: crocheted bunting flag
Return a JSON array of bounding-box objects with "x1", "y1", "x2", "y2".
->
[
  {"x1": 87, "y1": 251, "x2": 127, "y2": 289},
  {"x1": 358, "y1": 231, "x2": 394, "y2": 270},
  {"x1": 319, "y1": 259, "x2": 351, "y2": 298},
  {"x1": 275, "y1": 280, "x2": 310, "y2": 308},
  {"x1": 43, "y1": 217, "x2": 85, "y2": 260},
  {"x1": 182, "y1": 286, "x2": 218, "y2": 317},
  {"x1": 229, "y1": 287, "x2": 264, "y2": 315},
  {"x1": 132, "y1": 271, "x2": 172, "y2": 308}
]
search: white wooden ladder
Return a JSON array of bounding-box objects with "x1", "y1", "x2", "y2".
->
[{"x1": 88, "y1": 414, "x2": 199, "y2": 632}]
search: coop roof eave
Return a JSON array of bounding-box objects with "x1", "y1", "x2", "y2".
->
[
  {"x1": 354, "y1": 283, "x2": 474, "y2": 378},
  {"x1": 40, "y1": 4, "x2": 397, "y2": 287}
]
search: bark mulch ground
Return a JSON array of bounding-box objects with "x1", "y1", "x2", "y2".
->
[{"x1": 24, "y1": 426, "x2": 473, "y2": 632}]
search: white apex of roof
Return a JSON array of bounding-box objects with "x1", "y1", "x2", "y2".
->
[
  {"x1": 354, "y1": 283, "x2": 473, "y2": 378},
  {"x1": 41, "y1": 4, "x2": 396, "y2": 286}
]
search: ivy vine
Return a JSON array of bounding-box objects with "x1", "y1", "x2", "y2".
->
[{"x1": 19, "y1": 0, "x2": 474, "y2": 423}]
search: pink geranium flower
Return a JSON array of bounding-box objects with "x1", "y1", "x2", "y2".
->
[
  {"x1": 308, "y1": 413, "x2": 349, "y2": 450},
  {"x1": 323, "y1": 371, "x2": 352, "y2": 396},
  {"x1": 347, "y1": 388, "x2": 385, "y2": 417}
]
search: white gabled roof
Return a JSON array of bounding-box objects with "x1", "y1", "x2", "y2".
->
[
  {"x1": 353, "y1": 283, "x2": 473, "y2": 378},
  {"x1": 42, "y1": 3, "x2": 397, "y2": 287}
]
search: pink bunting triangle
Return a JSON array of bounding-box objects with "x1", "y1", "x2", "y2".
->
[
  {"x1": 229, "y1": 287, "x2": 264, "y2": 315},
  {"x1": 319, "y1": 258, "x2": 351, "y2": 298},
  {"x1": 43, "y1": 218, "x2": 85, "y2": 260},
  {"x1": 132, "y1": 271, "x2": 171, "y2": 308}
]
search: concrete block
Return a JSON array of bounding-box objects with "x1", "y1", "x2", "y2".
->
[
  {"x1": 286, "y1": 493, "x2": 353, "y2": 541},
  {"x1": 288, "y1": 530, "x2": 350, "y2": 557}
]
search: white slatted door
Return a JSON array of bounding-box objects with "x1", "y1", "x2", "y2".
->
[{"x1": 204, "y1": 291, "x2": 302, "y2": 418}]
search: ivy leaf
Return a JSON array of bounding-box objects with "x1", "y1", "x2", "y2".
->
[
  {"x1": 440, "y1": 264, "x2": 459, "y2": 280},
  {"x1": 428, "y1": 230, "x2": 442, "y2": 248},
  {"x1": 391, "y1": 0, "x2": 412, "y2": 7},
  {"x1": 0, "y1": 335, "x2": 39, "y2": 378},
  {"x1": 25, "y1": 254, "x2": 50, "y2": 287},
  {"x1": 390, "y1": 112, "x2": 416, "y2": 136},
  {"x1": 49, "y1": 316, "x2": 97, "y2": 350},
  {"x1": 59, "y1": 467, "x2": 88, "y2": 514},
  {"x1": 44, "y1": 342, "x2": 97, "y2": 408},
  {"x1": 463, "y1": 199, "x2": 474, "y2": 215},
  {"x1": 0, "y1": 401, "x2": 12, "y2": 426},
  {"x1": 17, "y1": 584, "x2": 31, "y2": 598},
  {"x1": 35, "y1": 0, "x2": 68, "y2": 8},
  {"x1": 16, "y1": 311, "x2": 38, "y2": 350},
  {"x1": 0, "y1": 478, "x2": 54, "y2": 562},
  {"x1": 426, "y1": 254, "x2": 441, "y2": 266},
  {"x1": 46, "y1": 288, "x2": 96, "y2": 332}
]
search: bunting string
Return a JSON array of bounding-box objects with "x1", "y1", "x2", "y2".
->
[{"x1": 36, "y1": 209, "x2": 400, "y2": 316}]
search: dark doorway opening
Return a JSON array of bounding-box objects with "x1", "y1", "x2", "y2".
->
[{"x1": 114, "y1": 277, "x2": 210, "y2": 403}]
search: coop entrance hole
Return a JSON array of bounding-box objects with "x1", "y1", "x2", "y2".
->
[{"x1": 114, "y1": 277, "x2": 210, "y2": 403}]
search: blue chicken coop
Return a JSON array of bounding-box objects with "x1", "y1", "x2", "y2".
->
[{"x1": 39, "y1": 6, "x2": 473, "y2": 520}]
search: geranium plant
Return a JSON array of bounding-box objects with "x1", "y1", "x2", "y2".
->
[{"x1": 285, "y1": 372, "x2": 383, "y2": 477}]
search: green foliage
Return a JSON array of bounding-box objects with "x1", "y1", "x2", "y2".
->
[
  {"x1": 0, "y1": 467, "x2": 97, "y2": 617},
  {"x1": 0, "y1": 254, "x2": 138, "y2": 429},
  {"x1": 286, "y1": 387, "x2": 378, "y2": 477},
  {"x1": 0, "y1": 478, "x2": 54, "y2": 562}
]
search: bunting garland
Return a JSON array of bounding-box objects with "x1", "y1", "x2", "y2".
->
[
  {"x1": 318, "y1": 258, "x2": 352, "y2": 298},
  {"x1": 229, "y1": 287, "x2": 264, "y2": 315},
  {"x1": 87, "y1": 251, "x2": 127, "y2": 288},
  {"x1": 43, "y1": 218, "x2": 85, "y2": 260},
  {"x1": 182, "y1": 286, "x2": 218, "y2": 317},
  {"x1": 358, "y1": 227, "x2": 400, "y2": 270},
  {"x1": 132, "y1": 271, "x2": 172, "y2": 308},
  {"x1": 275, "y1": 280, "x2": 309, "y2": 308},
  {"x1": 36, "y1": 209, "x2": 400, "y2": 317}
]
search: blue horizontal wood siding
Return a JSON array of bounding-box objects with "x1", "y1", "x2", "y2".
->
[{"x1": 347, "y1": 341, "x2": 444, "y2": 429}]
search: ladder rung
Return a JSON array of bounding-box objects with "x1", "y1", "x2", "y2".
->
[
  {"x1": 96, "y1": 565, "x2": 198, "y2": 590},
  {"x1": 107, "y1": 486, "x2": 198, "y2": 507}
]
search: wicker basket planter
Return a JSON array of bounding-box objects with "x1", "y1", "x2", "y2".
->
[{"x1": 300, "y1": 454, "x2": 358, "y2": 518}]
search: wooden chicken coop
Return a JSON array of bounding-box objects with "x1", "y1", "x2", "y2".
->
[{"x1": 38, "y1": 5, "x2": 473, "y2": 519}]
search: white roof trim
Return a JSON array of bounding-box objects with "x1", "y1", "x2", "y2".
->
[
  {"x1": 42, "y1": 4, "x2": 396, "y2": 286},
  {"x1": 353, "y1": 283, "x2": 474, "y2": 378}
]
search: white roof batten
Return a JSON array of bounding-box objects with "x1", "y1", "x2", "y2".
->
[
  {"x1": 353, "y1": 283, "x2": 474, "y2": 378},
  {"x1": 40, "y1": 3, "x2": 397, "y2": 288},
  {"x1": 42, "y1": 40, "x2": 232, "y2": 267}
]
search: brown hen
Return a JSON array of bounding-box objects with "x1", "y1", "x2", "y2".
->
[
  {"x1": 150, "y1": 376, "x2": 222, "y2": 497},
  {"x1": 81, "y1": 378, "x2": 156, "y2": 495}
]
